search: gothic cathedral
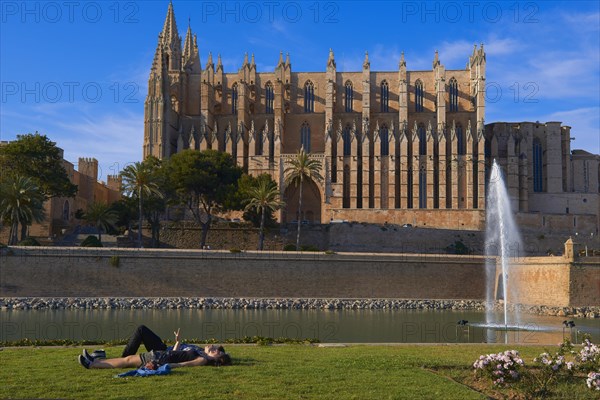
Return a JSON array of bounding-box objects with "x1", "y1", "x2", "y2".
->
[{"x1": 144, "y1": 3, "x2": 599, "y2": 233}]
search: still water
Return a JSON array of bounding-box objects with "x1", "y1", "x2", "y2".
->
[{"x1": 1, "y1": 309, "x2": 598, "y2": 344}]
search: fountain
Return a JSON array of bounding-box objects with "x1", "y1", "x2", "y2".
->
[{"x1": 484, "y1": 159, "x2": 524, "y2": 340}]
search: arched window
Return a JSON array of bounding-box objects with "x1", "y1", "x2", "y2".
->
[
  {"x1": 343, "y1": 125, "x2": 352, "y2": 156},
  {"x1": 62, "y1": 200, "x2": 70, "y2": 221},
  {"x1": 301, "y1": 122, "x2": 311, "y2": 153},
  {"x1": 533, "y1": 138, "x2": 543, "y2": 192},
  {"x1": 380, "y1": 125, "x2": 389, "y2": 156},
  {"x1": 220, "y1": 130, "x2": 226, "y2": 152},
  {"x1": 381, "y1": 80, "x2": 389, "y2": 112},
  {"x1": 456, "y1": 123, "x2": 465, "y2": 155},
  {"x1": 419, "y1": 167, "x2": 427, "y2": 208},
  {"x1": 415, "y1": 80, "x2": 424, "y2": 112},
  {"x1": 265, "y1": 82, "x2": 274, "y2": 114},
  {"x1": 344, "y1": 81, "x2": 353, "y2": 112},
  {"x1": 343, "y1": 165, "x2": 351, "y2": 208},
  {"x1": 418, "y1": 123, "x2": 426, "y2": 156},
  {"x1": 257, "y1": 129, "x2": 264, "y2": 156},
  {"x1": 449, "y1": 78, "x2": 458, "y2": 112},
  {"x1": 231, "y1": 83, "x2": 238, "y2": 114},
  {"x1": 304, "y1": 81, "x2": 314, "y2": 113}
]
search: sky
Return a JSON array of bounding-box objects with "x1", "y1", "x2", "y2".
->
[{"x1": 1, "y1": 0, "x2": 599, "y2": 181}]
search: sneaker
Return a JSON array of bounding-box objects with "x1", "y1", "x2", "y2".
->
[
  {"x1": 78, "y1": 354, "x2": 91, "y2": 369},
  {"x1": 82, "y1": 349, "x2": 93, "y2": 363},
  {"x1": 91, "y1": 349, "x2": 106, "y2": 359},
  {"x1": 83, "y1": 349, "x2": 106, "y2": 361}
]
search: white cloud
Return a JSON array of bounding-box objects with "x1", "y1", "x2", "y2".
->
[{"x1": 437, "y1": 40, "x2": 473, "y2": 67}]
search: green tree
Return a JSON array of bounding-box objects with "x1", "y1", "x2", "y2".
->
[
  {"x1": 243, "y1": 175, "x2": 284, "y2": 250},
  {"x1": 120, "y1": 157, "x2": 164, "y2": 248},
  {"x1": 109, "y1": 197, "x2": 136, "y2": 237},
  {"x1": 0, "y1": 133, "x2": 77, "y2": 199},
  {"x1": 164, "y1": 149, "x2": 242, "y2": 248},
  {"x1": 82, "y1": 202, "x2": 118, "y2": 243},
  {"x1": 237, "y1": 174, "x2": 278, "y2": 228},
  {"x1": 0, "y1": 175, "x2": 45, "y2": 245},
  {"x1": 284, "y1": 149, "x2": 323, "y2": 251}
]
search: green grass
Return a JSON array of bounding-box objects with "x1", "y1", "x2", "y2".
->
[{"x1": 0, "y1": 345, "x2": 594, "y2": 399}]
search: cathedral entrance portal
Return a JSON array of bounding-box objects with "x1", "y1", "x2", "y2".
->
[{"x1": 284, "y1": 180, "x2": 322, "y2": 224}]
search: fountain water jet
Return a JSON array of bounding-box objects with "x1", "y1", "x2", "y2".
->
[{"x1": 485, "y1": 160, "x2": 523, "y2": 340}]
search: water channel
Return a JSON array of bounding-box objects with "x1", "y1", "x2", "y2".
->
[{"x1": 1, "y1": 309, "x2": 598, "y2": 344}]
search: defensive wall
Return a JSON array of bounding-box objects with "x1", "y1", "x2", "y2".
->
[
  {"x1": 499, "y1": 245, "x2": 600, "y2": 308},
  {"x1": 0, "y1": 247, "x2": 598, "y2": 307}
]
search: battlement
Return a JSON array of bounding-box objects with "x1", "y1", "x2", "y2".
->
[
  {"x1": 77, "y1": 157, "x2": 98, "y2": 180},
  {"x1": 106, "y1": 174, "x2": 122, "y2": 191}
]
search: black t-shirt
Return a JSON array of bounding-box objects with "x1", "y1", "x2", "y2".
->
[{"x1": 156, "y1": 350, "x2": 203, "y2": 364}]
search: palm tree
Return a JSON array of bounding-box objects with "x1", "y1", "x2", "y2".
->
[
  {"x1": 0, "y1": 175, "x2": 45, "y2": 245},
  {"x1": 82, "y1": 202, "x2": 118, "y2": 243},
  {"x1": 120, "y1": 159, "x2": 163, "y2": 248},
  {"x1": 284, "y1": 149, "x2": 323, "y2": 251},
  {"x1": 244, "y1": 177, "x2": 284, "y2": 250}
]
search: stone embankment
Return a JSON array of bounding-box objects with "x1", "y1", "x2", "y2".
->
[{"x1": 1, "y1": 298, "x2": 598, "y2": 318}]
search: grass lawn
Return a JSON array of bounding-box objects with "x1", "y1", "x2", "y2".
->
[{"x1": 0, "y1": 344, "x2": 595, "y2": 399}]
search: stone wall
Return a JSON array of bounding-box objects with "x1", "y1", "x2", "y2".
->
[
  {"x1": 328, "y1": 209, "x2": 486, "y2": 230},
  {"x1": 498, "y1": 255, "x2": 600, "y2": 307},
  {"x1": 569, "y1": 258, "x2": 600, "y2": 307},
  {"x1": 2, "y1": 247, "x2": 598, "y2": 307},
  {"x1": 1, "y1": 247, "x2": 487, "y2": 299},
  {"x1": 155, "y1": 222, "x2": 599, "y2": 257}
]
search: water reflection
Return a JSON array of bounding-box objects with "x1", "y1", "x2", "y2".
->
[{"x1": 1, "y1": 309, "x2": 598, "y2": 344}]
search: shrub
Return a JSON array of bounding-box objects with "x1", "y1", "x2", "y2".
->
[
  {"x1": 528, "y1": 345, "x2": 575, "y2": 397},
  {"x1": 109, "y1": 255, "x2": 120, "y2": 267},
  {"x1": 587, "y1": 371, "x2": 600, "y2": 391},
  {"x1": 577, "y1": 339, "x2": 600, "y2": 372},
  {"x1": 229, "y1": 248, "x2": 242, "y2": 253},
  {"x1": 324, "y1": 250, "x2": 336, "y2": 255},
  {"x1": 17, "y1": 237, "x2": 41, "y2": 246},
  {"x1": 473, "y1": 350, "x2": 524, "y2": 387},
  {"x1": 80, "y1": 235, "x2": 103, "y2": 247},
  {"x1": 283, "y1": 244, "x2": 297, "y2": 251},
  {"x1": 300, "y1": 245, "x2": 320, "y2": 252}
]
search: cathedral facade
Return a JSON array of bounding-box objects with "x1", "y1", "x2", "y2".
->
[{"x1": 144, "y1": 4, "x2": 599, "y2": 233}]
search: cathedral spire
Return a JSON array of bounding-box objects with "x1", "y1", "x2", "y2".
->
[
  {"x1": 327, "y1": 48, "x2": 336, "y2": 68},
  {"x1": 285, "y1": 52, "x2": 290, "y2": 68},
  {"x1": 433, "y1": 50, "x2": 440, "y2": 68},
  {"x1": 399, "y1": 51, "x2": 406, "y2": 68},
  {"x1": 150, "y1": 36, "x2": 163, "y2": 74},
  {"x1": 363, "y1": 51, "x2": 370, "y2": 69},
  {"x1": 161, "y1": 1, "x2": 180, "y2": 46},
  {"x1": 206, "y1": 52, "x2": 214, "y2": 71},
  {"x1": 250, "y1": 53, "x2": 256, "y2": 68},
  {"x1": 243, "y1": 52, "x2": 249, "y2": 67},
  {"x1": 277, "y1": 51, "x2": 284, "y2": 68},
  {"x1": 216, "y1": 53, "x2": 223, "y2": 71},
  {"x1": 183, "y1": 22, "x2": 193, "y2": 63}
]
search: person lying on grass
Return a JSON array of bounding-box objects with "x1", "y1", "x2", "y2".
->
[{"x1": 78, "y1": 324, "x2": 231, "y2": 369}]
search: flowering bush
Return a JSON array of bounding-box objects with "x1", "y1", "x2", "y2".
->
[
  {"x1": 577, "y1": 339, "x2": 600, "y2": 372},
  {"x1": 533, "y1": 352, "x2": 575, "y2": 374},
  {"x1": 587, "y1": 371, "x2": 600, "y2": 391},
  {"x1": 473, "y1": 340, "x2": 600, "y2": 395},
  {"x1": 473, "y1": 350, "x2": 524, "y2": 386}
]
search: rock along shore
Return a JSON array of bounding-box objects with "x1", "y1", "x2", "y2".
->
[{"x1": 0, "y1": 297, "x2": 598, "y2": 318}]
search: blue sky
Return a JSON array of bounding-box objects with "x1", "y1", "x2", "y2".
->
[{"x1": 1, "y1": 1, "x2": 599, "y2": 181}]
